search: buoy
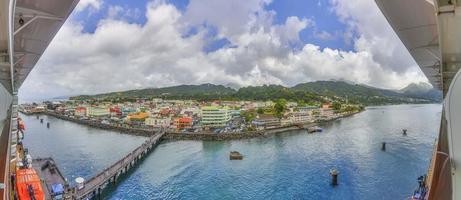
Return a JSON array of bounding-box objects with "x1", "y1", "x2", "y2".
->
[
  {"x1": 330, "y1": 168, "x2": 339, "y2": 186},
  {"x1": 382, "y1": 142, "x2": 386, "y2": 151},
  {"x1": 402, "y1": 129, "x2": 407, "y2": 135},
  {"x1": 40, "y1": 119, "x2": 43, "y2": 123},
  {"x1": 36, "y1": 115, "x2": 39, "y2": 119},
  {"x1": 46, "y1": 122, "x2": 50, "y2": 128}
]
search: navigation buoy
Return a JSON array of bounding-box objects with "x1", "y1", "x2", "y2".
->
[
  {"x1": 402, "y1": 129, "x2": 407, "y2": 136},
  {"x1": 330, "y1": 168, "x2": 339, "y2": 186},
  {"x1": 382, "y1": 142, "x2": 386, "y2": 151}
]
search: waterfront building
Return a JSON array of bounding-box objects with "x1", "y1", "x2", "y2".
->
[
  {"x1": 288, "y1": 112, "x2": 312, "y2": 124},
  {"x1": 201, "y1": 106, "x2": 231, "y2": 127},
  {"x1": 145, "y1": 117, "x2": 171, "y2": 128},
  {"x1": 110, "y1": 106, "x2": 122, "y2": 117},
  {"x1": 174, "y1": 117, "x2": 193, "y2": 129},
  {"x1": 127, "y1": 112, "x2": 149, "y2": 122},
  {"x1": 86, "y1": 106, "x2": 110, "y2": 117},
  {"x1": 121, "y1": 107, "x2": 137, "y2": 116},
  {"x1": 31, "y1": 105, "x2": 46, "y2": 113},
  {"x1": 280, "y1": 117, "x2": 293, "y2": 126},
  {"x1": 74, "y1": 107, "x2": 87, "y2": 117},
  {"x1": 252, "y1": 114, "x2": 281, "y2": 130}
]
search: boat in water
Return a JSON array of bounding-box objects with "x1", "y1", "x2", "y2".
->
[{"x1": 307, "y1": 126, "x2": 323, "y2": 133}]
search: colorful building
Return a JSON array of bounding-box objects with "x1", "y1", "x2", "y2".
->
[
  {"x1": 127, "y1": 112, "x2": 149, "y2": 121},
  {"x1": 74, "y1": 107, "x2": 86, "y2": 117},
  {"x1": 174, "y1": 117, "x2": 192, "y2": 129}
]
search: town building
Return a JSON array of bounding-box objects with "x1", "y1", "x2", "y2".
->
[
  {"x1": 127, "y1": 112, "x2": 149, "y2": 122},
  {"x1": 252, "y1": 114, "x2": 281, "y2": 130},
  {"x1": 288, "y1": 112, "x2": 312, "y2": 124},
  {"x1": 201, "y1": 106, "x2": 231, "y2": 127},
  {"x1": 86, "y1": 106, "x2": 110, "y2": 117},
  {"x1": 74, "y1": 107, "x2": 86, "y2": 117},
  {"x1": 145, "y1": 117, "x2": 171, "y2": 128},
  {"x1": 174, "y1": 117, "x2": 193, "y2": 130}
]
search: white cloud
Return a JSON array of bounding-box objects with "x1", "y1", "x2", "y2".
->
[
  {"x1": 19, "y1": 0, "x2": 429, "y2": 100},
  {"x1": 75, "y1": 0, "x2": 103, "y2": 12}
]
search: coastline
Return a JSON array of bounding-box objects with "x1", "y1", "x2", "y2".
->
[{"x1": 27, "y1": 109, "x2": 363, "y2": 141}]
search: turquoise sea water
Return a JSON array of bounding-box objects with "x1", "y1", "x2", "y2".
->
[{"x1": 22, "y1": 104, "x2": 441, "y2": 200}]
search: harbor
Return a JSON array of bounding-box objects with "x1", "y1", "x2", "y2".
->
[{"x1": 18, "y1": 104, "x2": 440, "y2": 199}]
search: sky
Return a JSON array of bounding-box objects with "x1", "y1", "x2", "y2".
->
[{"x1": 19, "y1": 0, "x2": 429, "y2": 100}]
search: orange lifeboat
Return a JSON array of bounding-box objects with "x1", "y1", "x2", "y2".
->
[{"x1": 15, "y1": 168, "x2": 45, "y2": 200}]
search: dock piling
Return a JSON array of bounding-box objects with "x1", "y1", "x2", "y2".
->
[{"x1": 330, "y1": 169, "x2": 339, "y2": 186}]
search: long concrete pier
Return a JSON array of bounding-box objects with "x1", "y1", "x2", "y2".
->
[{"x1": 73, "y1": 131, "x2": 165, "y2": 199}]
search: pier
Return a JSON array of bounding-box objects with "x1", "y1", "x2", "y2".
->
[{"x1": 74, "y1": 131, "x2": 165, "y2": 199}]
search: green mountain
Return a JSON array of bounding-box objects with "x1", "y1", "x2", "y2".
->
[
  {"x1": 291, "y1": 81, "x2": 437, "y2": 105},
  {"x1": 400, "y1": 82, "x2": 442, "y2": 102},
  {"x1": 71, "y1": 81, "x2": 440, "y2": 105},
  {"x1": 72, "y1": 83, "x2": 236, "y2": 100}
]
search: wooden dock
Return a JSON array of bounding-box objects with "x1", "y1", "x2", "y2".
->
[{"x1": 74, "y1": 131, "x2": 165, "y2": 199}]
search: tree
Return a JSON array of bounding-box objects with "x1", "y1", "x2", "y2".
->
[
  {"x1": 273, "y1": 98, "x2": 287, "y2": 118},
  {"x1": 241, "y1": 110, "x2": 256, "y2": 123},
  {"x1": 256, "y1": 107, "x2": 264, "y2": 114},
  {"x1": 332, "y1": 102, "x2": 342, "y2": 111}
]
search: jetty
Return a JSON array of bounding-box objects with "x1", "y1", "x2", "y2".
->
[{"x1": 73, "y1": 130, "x2": 165, "y2": 199}]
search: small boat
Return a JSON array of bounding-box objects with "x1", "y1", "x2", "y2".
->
[
  {"x1": 229, "y1": 151, "x2": 243, "y2": 160},
  {"x1": 308, "y1": 126, "x2": 323, "y2": 133}
]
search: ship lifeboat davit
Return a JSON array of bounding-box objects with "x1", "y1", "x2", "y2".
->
[{"x1": 16, "y1": 168, "x2": 45, "y2": 200}]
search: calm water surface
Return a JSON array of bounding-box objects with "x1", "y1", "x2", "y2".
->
[{"x1": 22, "y1": 104, "x2": 441, "y2": 200}]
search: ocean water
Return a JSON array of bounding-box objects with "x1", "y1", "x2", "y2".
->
[{"x1": 21, "y1": 104, "x2": 442, "y2": 200}]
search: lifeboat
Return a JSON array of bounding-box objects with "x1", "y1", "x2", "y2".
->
[{"x1": 16, "y1": 168, "x2": 45, "y2": 200}]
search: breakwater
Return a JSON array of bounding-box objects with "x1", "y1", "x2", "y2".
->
[{"x1": 163, "y1": 126, "x2": 302, "y2": 141}]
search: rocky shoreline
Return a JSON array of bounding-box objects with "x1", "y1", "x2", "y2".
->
[{"x1": 36, "y1": 110, "x2": 362, "y2": 141}]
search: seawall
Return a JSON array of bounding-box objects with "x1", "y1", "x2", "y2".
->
[{"x1": 36, "y1": 109, "x2": 362, "y2": 141}]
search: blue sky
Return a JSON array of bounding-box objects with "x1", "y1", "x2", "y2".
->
[
  {"x1": 72, "y1": 0, "x2": 354, "y2": 52},
  {"x1": 19, "y1": 0, "x2": 426, "y2": 100}
]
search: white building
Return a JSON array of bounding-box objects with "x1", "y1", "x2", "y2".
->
[
  {"x1": 201, "y1": 106, "x2": 231, "y2": 127},
  {"x1": 288, "y1": 112, "x2": 312, "y2": 124},
  {"x1": 86, "y1": 106, "x2": 110, "y2": 117},
  {"x1": 145, "y1": 117, "x2": 171, "y2": 128}
]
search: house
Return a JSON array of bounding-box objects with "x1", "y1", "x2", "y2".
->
[
  {"x1": 322, "y1": 102, "x2": 332, "y2": 109},
  {"x1": 174, "y1": 117, "x2": 193, "y2": 129},
  {"x1": 74, "y1": 107, "x2": 86, "y2": 117}
]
